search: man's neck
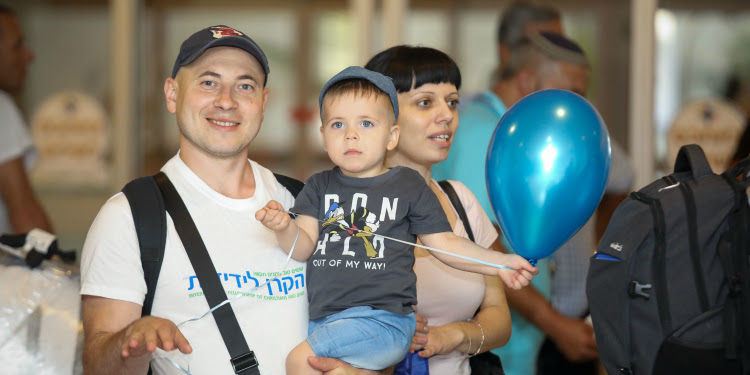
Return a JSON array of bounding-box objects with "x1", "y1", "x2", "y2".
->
[
  {"x1": 492, "y1": 79, "x2": 521, "y2": 109},
  {"x1": 178, "y1": 149, "x2": 256, "y2": 199}
]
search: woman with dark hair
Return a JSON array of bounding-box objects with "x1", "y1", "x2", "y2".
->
[{"x1": 365, "y1": 46, "x2": 511, "y2": 374}]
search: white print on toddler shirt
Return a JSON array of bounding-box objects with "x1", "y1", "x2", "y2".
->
[{"x1": 312, "y1": 193, "x2": 401, "y2": 269}]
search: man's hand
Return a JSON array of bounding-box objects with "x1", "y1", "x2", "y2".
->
[
  {"x1": 83, "y1": 296, "x2": 185, "y2": 374},
  {"x1": 307, "y1": 356, "x2": 384, "y2": 374},
  {"x1": 255, "y1": 200, "x2": 291, "y2": 231},
  {"x1": 120, "y1": 316, "x2": 192, "y2": 359},
  {"x1": 549, "y1": 316, "x2": 598, "y2": 362},
  {"x1": 496, "y1": 253, "x2": 537, "y2": 289}
]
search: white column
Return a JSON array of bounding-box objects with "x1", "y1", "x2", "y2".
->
[
  {"x1": 382, "y1": 0, "x2": 408, "y2": 49},
  {"x1": 349, "y1": 0, "x2": 375, "y2": 66},
  {"x1": 629, "y1": 0, "x2": 657, "y2": 189},
  {"x1": 109, "y1": 0, "x2": 139, "y2": 191}
]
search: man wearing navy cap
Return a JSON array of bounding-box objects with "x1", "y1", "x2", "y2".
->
[
  {"x1": 80, "y1": 26, "x2": 374, "y2": 375},
  {"x1": 434, "y1": 6, "x2": 635, "y2": 372}
]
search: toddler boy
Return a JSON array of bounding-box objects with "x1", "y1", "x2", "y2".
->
[{"x1": 256, "y1": 66, "x2": 536, "y2": 374}]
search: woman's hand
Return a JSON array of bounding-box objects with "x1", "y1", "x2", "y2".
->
[
  {"x1": 409, "y1": 314, "x2": 429, "y2": 352},
  {"x1": 416, "y1": 324, "x2": 464, "y2": 358}
]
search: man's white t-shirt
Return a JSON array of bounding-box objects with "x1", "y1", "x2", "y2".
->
[
  {"x1": 0, "y1": 90, "x2": 36, "y2": 234},
  {"x1": 80, "y1": 154, "x2": 308, "y2": 374}
]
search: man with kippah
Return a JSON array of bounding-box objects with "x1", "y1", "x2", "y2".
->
[
  {"x1": 433, "y1": 10, "x2": 634, "y2": 375},
  {"x1": 433, "y1": 30, "x2": 596, "y2": 375},
  {"x1": 495, "y1": 0, "x2": 562, "y2": 73},
  {"x1": 79, "y1": 26, "x2": 379, "y2": 375}
]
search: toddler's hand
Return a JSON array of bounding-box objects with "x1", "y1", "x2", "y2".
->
[
  {"x1": 255, "y1": 200, "x2": 291, "y2": 232},
  {"x1": 497, "y1": 254, "x2": 538, "y2": 290}
]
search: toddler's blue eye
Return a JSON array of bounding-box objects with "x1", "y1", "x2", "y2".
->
[
  {"x1": 361, "y1": 120, "x2": 373, "y2": 127},
  {"x1": 332, "y1": 122, "x2": 344, "y2": 129}
]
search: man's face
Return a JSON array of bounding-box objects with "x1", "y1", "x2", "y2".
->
[
  {"x1": 535, "y1": 60, "x2": 590, "y2": 97},
  {"x1": 0, "y1": 14, "x2": 34, "y2": 94},
  {"x1": 164, "y1": 46, "x2": 269, "y2": 160}
]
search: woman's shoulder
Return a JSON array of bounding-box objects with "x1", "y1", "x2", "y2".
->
[
  {"x1": 435, "y1": 179, "x2": 498, "y2": 246},
  {"x1": 436, "y1": 179, "x2": 480, "y2": 206}
]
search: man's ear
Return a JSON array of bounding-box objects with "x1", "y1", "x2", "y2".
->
[
  {"x1": 499, "y1": 44, "x2": 509, "y2": 68},
  {"x1": 164, "y1": 78, "x2": 178, "y2": 114},
  {"x1": 386, "y1": 124, "x2": 400, "y2": 151},
  {"x1": 261, "y1": 87, "x2": 270, "y2": 112},
  {"x1": 517, "y1": 68, "x2": 536, "y2": 97},
  {"x1": 258, "y1": 87, "x2": 270, "y2": 124}
]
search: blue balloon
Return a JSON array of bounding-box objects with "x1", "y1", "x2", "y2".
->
[{"x1": 486, "y1": 89, "x2": 611, "y2": 265}]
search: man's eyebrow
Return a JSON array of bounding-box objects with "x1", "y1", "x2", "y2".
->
[
  {"x1": 195, "y1": 72, "x2": 259, "y2": 83},
  {"x1": 197, "y1": 71, "x2": 221, "y2": 79},
  {"x1": 236, "y1": 74, "x2": 258, "y2": 83}
]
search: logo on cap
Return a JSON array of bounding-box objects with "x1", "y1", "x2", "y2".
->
[{"x1": 210, "y1": 26, "x2": 243, "y2": 39}]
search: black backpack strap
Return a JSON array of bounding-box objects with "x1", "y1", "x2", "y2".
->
[
  {"x1": 439, "y1": 180, "x2": 484, "y2": 318},
  {"x1": 631, "y1": 191, "x2": 673, "y2": 335},
  {"x1": 676, "y1": 181, "x2": 710, "y2": 312},
  {"x1": 153, "y1": 172, "x2": 260, "y2": 375},
  {"x1": 122, "y1": 176, "x2": 167, "y2": 317},
  {"x1": 274, "y1": 173, "x2": 304, "y2": 198},
  {"x1": 674, "y1": 144, "x2": 713, "y2": 179},
  {"x1": 274, "y1": 173, "x2": 304, "y2": 218},
  {"x1": 438, "y1": 180, "x2": 475, "y2": 243}
]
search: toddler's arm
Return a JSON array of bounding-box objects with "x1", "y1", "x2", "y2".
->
[
  {"x1": 255, "y1": 200, "x2": 319, "y2": 261},
  {"x1": 419, "y1": 232, "x2": 537, "y2": 289}
]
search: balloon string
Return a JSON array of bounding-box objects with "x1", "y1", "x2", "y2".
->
[
  {"x1": 151, "y1": 222, "x2": 301, "y2": 374},
  {"x1": 284, "y1": 210, "x2": 514, "y2": 271}
]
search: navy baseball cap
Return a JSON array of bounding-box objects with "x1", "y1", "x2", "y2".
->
[
  {"x1": 171, "y1": 25, "x2": 270, "y2": 85},
  {"x1": 318, "y1": 66, "x2": 399, "y2": 120}
]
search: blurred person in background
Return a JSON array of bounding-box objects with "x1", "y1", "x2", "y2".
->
[
  {"x1": 0, "y1": 4, "x2": 52, "y2": 235},
  {"x1": 436, "y1": 23, "x2": 633, "y2": 375},
  {"x1": 496, "y1": 1, "x2": 562, "y2": 74},
  {"x1": 726, "y1": 74, "x2": 750, "y2": 165},
  {"x1": 433, "y1": 0, "x2": 563, "y2": 233}
]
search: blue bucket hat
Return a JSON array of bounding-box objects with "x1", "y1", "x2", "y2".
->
[{"x1": 318, "y1": 66, "x2": 399, "y2": 120}]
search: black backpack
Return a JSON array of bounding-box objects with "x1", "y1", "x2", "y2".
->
[{"x1": 586, "y1": 144, "x2": 750, "y2": 375}]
